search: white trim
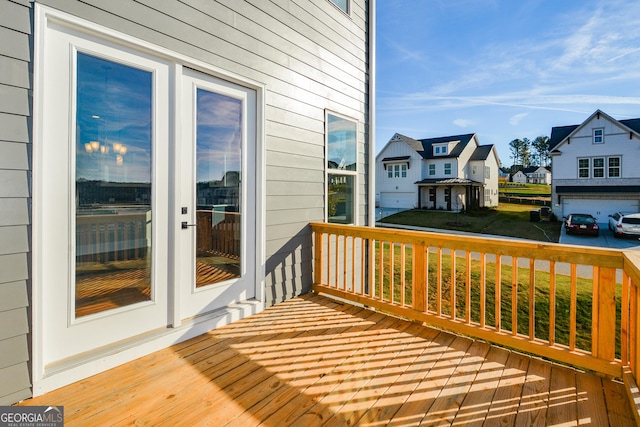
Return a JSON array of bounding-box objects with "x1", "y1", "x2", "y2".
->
[
  {"x1": 368, "y1": 0, "x2": 376, "y2": 226},
  {"x1": 33, "y1": 4, "x2": 266, "y2": 396}
]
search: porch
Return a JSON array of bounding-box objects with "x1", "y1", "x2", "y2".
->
[
  {"x1": 20, "y1": 222, "x2": 640, "y2": 425},
  {"x1": 19, "y1": 293, "x2": 634, "y2": 425}
]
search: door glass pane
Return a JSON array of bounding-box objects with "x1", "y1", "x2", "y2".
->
[
  {"x1": 195, "y1": 88, "x2": 242, "y2": 288},
  {"x1": 75, "y1": 52, "x2": 153, "y2": 317}
]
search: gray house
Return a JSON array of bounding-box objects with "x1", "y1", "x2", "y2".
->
[{"x1": 0, "y1": 0, "x2": 374, "y2": 403}]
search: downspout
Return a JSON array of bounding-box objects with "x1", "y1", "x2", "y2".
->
[{"x1": 367, "y1": 0, "x2": 376, "y2": 226}]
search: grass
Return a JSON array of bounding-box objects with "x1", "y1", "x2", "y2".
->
[
  {"x1": 379, "y1": 203, "x2": 561, "y2": 242},
  {"x1": 375, "y1": 244, "x2": 622, "y2": 357},
  {"x1": 499, "y1": 183, "x2": 551, "y2": 195}
]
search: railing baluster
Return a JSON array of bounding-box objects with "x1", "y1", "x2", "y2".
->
[
  {"x1": 465, "y1": 251, "x2": 471, "y2": 324},
  {"x1": 512, "y1": 256, "x2": 518, "y2": 336},
  {"x1": 480, "y1": 252, "x2": 485, "y2": 328},
  {"x1": 436, "y1": 247, "x2": 442, "y2": 316},
  {"x1": 570, "y1": 263, "x2": 577, "y2": 351},
  {"x1": 390, "y1": 242, "x2": 395, "y2": 303},
  {"x1": 343, "y1": 235, "x2": 348, "y2": 291},
  {"x1": 495, "y1": 255, "x2": 501, "y2": 331},
  {"x1": 596, "y1": 266, "x2": 617, "y2": 361},
  {"x1": 451, "y1": 249, "x2": 456, "y2": 320},
  {"x1": 368, "y1": 238, "x2": 375, "y2": 298},
  {"x1": 529, "y1": 258, "x2": 535, "y2": 340},
  {"x1": 378, "y1": 241, "x2": 384, "y2": 300},
  {"x1": 401, "y1": 243, "x2": 406, "y2": 307},
  {"x1": 335, "y1": 234, "x2": 340, "y2": 289},
  {"x1": 549, "y1": 261, "x2": 556, "y2": 346},
  {"x1": 622, "y1": 271, "x2": 630, "y2": 367}
]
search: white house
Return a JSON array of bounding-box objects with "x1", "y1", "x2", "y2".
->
[
  {"x1": 512, "y1": 166, "x2": 551, "y2": 185},
  {"x1": 549, "y1": 110, "x2": 640, "y2": 221},
  {"x1": 376, "y1": 133, "x2": 501, "y2": 211}
]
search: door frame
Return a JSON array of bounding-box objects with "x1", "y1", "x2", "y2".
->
[{"x1": 32, "y1": 4, "x2": 266, "y2": 396}]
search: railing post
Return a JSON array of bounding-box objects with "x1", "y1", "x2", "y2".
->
[
  {"x1": 314, "y1": 230, "x2": 324, "y2": 286},
  {"x1": 595, "y1": 267, "x2": 617, "y2": 361},
  {"x1": 413, "y1": 243, "x2": 427, "y2": 312}
]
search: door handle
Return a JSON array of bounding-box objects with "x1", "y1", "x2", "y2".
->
[{"x1": 181, "y1": 221, "x2": 197, "y2": 229}]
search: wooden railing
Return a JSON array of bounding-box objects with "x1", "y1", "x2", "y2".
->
[
  {"x1": 311, "y1": 222, "x2": 640, "y2": 413},
  {"x1": 196, "y1": 210, "x2": 240, "y2": 259},
  {"x1": 76, "y1": 212, "x2": 151, "y2": 265}
]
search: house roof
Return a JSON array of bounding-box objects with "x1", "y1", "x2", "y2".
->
[
  {"x1": 520, "y1": 166, "x2": 550, "y2": 174},
  {"x1": 468, "y1": 144, "x2": 494, "y2": 161},
  {"x1": 416, "y1": 133, "x2": 475, "y2": 159},
  {"x1": 381, "y1": 156, "x2": 411, "y2": 162},
  {"x1": 549, "y1": 110, "x2": 640, "y2": 151},
  {"x1": 415, "y1": 177, "x2": 483, "y2": 186}
]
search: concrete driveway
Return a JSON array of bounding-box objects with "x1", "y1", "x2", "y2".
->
[{"x1": 559, "y1": 223, "x2": 640, "y2": 250}]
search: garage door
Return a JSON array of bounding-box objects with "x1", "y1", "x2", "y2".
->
[
  {"x1": 380, "y1": 192, "x2": 415, "y2": 209},
  {"x1": 562, "y1": 199, "x2": 639, "y2": 223}
]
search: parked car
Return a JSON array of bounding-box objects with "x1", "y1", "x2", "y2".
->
[
  {"x1": 564, "y1": 213, "x2": 599, "y2": 236},
  {"x1": 608, "y1": 212, "x2": 640, "y2": 238}
]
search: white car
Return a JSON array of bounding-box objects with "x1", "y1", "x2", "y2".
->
[{"x1": 608, "y1": 212, "x2": 640, "y2": 238}]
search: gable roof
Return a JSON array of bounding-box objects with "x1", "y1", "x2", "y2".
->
[
  {"x1": 521, "y1": 166, "x2": 550, "y2": 174},
  {"x1": 549, "y1": 109, "x2": 640, "y2": 151},
  {"x1": 416, "y1": 133, "x2": 475, "y2": 159},
  {"x1": 469, "y1": 144, "x2": 493, "y2": 161}
]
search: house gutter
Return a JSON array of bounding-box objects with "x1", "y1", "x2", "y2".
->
[{"x1": 367, "y1": 0, "x2": 376, "y2": 226}]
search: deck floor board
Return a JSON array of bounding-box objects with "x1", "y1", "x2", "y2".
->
[{"x1": 19, "y1": 294, "x2": 635, "y2": 426}]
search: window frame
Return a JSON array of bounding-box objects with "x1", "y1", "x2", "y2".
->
[
  {"x1": 325, "y1": 110, "x2": 358, "y2": 224},
  {"x1": 593, "y1": 157, "x2": 605, "y2": 178},
  {"x1": 608, "y1": 156, "x2": 621, "y2": 178},
  {"x1": 429, "y1": 164, "x2": 436, "y2": 176},
  {"x1": 593, "y1": 128, "x2": 604, "y2": 144},
  {"x1": 444, "y1": 163, "x2": 452, "y2": 175},
  {"x1": 578, "y1": 158, "x2": 590, "y2": 178},
  {"x1": 328, "y1": 0, "x2": 349, "y2": 15}
]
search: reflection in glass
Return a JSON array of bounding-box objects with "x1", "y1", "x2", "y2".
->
[
  {"x1": 327, "y1": 114, "x2": 357, "y2": 171},
  {"x1": 194, "y1": 89, "x2": 242, "y2": 287},
  {"x1": 75, "y1": 52, "x2": 153, "y2": 317},
  {"x1": 328, "y1": 174, "x2": 354, "y2": 224}
]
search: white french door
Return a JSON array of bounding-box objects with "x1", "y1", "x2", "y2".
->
[
  {"x1": 37, "y1": 15, "x2": 259, "y2": 374},
  {"x1": 177, "y1": 68, "x2": 257, "y2": 319}
]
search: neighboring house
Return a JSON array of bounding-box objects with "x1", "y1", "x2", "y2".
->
[
  {"x1": 549, "y1": 109, "x2": 640, "y2": 221},
  {"x1": 516, "y1": 166, "x2": 552, "y2": 185},
  {"x1": 0, "y1": 0, "x2": 374, "y2": 403},
  {"x1": 512, "y1": 169, "x2": 528, "y2": 184},
  {"x1": 498, "y1": 167, "x2": 511, "y2": 183},
  {"x1": 376, "y1": 133, "x2": 500, "y2": 211}
]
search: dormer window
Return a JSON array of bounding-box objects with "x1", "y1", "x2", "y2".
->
[
  {"x1": 434, "y1": 144, "x2": 448, "y2": 156},
  {"x1": 593, "y1": 128, "x2": 604, "y2": 144}
]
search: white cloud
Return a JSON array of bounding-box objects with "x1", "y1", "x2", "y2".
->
[
  {"x1": 453, "y1": 118, "x2": 473, "y2": 128},
  {"x1": 509, "y1": 113, "x2": 528, "y2": 126}
]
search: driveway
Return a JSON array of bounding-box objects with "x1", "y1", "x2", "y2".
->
[{"x1": 559, "y1": 223, "x2": 640, "y2": 250}]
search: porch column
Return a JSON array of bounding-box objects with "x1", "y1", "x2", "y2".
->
[
  {"x1": 417, "y1": 186, "x2": 422, "y2": 208},
  {"x1": 447, "y1": 185, "x2": 452, "y2": 211}
]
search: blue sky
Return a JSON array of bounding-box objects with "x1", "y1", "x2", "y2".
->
[{"x1": 376, "y1": 0, "x2": 640, "y2": 165}]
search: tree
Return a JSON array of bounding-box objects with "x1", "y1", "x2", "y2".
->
[
  {"x1": 509, "y1": 138, "x2": 523, "y2": 166},
  {"x1": 532, "y1": 135, "x2": 550, "y2": 166},
  {"x1": 520, "y1": 138, "x2": 532, "y2": 167}
]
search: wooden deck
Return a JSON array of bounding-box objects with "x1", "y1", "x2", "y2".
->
[{"x1": 20, "y1": 294, "x2": 635, "y2": 426}]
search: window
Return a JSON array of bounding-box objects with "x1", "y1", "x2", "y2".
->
[
  {"x1": 444, "y1": 163, "x2": 452, "y2": 175},
  {"x1": 444, "y1": 188, "x2": 450, "y2": 202},
  {"x1": 485, "y1": 189, "x2": 490, "y2": 203},
  {"x1": 394, "y1": 164, "x2": 400, "y2": 178},
  {"x1": 428, "y1": 188, "x2": 435, "y2": 202},
  {"x1": 327, "y1": 112, "x2": 357, "y2": 224},
  {"x1": 434, "y1": 144, "x2": 447, "y2": 156},
  {"x1": 387, "y1": 167, "x2": 393, "y2": 179},
  {"x1": 578, "y1": 158, "x2": 590, "y2": 178},
  {"x1": 593, "y1": 157, "x2": 604, "y2": 178},
  {"x1": 485, "y1": 166, "x2": 490, "y2": 179},
  {"x1": 593, "y1": 128, "x2": 604, "y2": 144},
  {"x1": 608, "y1": 157, "x2": 621, "y2": 177},
  {"x1": 435, "y1": 146, "x2": 440, "y2": 154},
  {"x1": 429, "y1": 164, "x2": 435, "y2": 176},
  {"x1": 329, "y1": 0, "x2": 348, "y2": 13},
  {"x1": 472, "y1": 165, "x2": 477, "y2": 175},
  {"x1": 401, "y1": 164, "x2": 407, "y2": 178},
  {"x1": 441, "y1": 146, "x2": 447, "y2": 154}
]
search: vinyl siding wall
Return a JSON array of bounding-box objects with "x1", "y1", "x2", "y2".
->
[
  {"x1": 0, "y1": 0, "x2": 32, "y2": 405},
  {"x1": 0, "y1": 0, "x2": 370, "y2": 402}
]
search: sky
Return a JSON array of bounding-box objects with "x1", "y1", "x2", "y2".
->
[{"x1": 376, "y1": 0, "x2": 640, "y2": 166}]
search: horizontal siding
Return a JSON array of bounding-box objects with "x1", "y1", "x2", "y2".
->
[{"x1": 0, "y1": 0, "x2": 32, "y2": 405}]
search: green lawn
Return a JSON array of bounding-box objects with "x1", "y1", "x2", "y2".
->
[
  {"x1": 379, "y1": 203, "x2": 561, "y2": 242},
  {"x1": 500, "y1": 183, "x2": 551, "y2": 195}
]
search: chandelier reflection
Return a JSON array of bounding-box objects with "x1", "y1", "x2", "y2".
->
[{"x1": 85, "y1": 140, "x2": 128, "y2": 165}]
